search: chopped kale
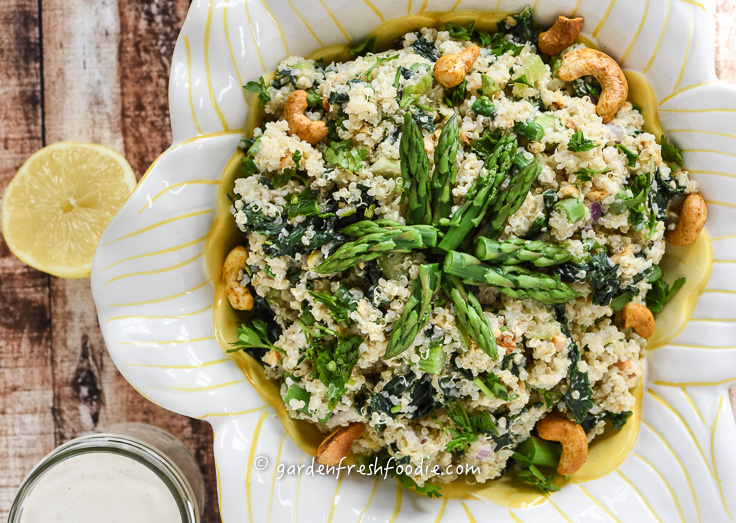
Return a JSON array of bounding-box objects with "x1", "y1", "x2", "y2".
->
[
  {"x1": 411, "y1": 109, "x2": 435, "y2": 133},
  {"x1": 410, "y1": 37, "x2": 438, "y2": 61},
  {"x1": 556, "y1": 251, "x2": 620, "y2": 306},
  {"x1": 497, "y1": 6, "x2": 538, "y2": 46},
  {"x1": 444, "y1": 79, "x2": 468, "y2": 106},
  {"x1": 650, "y1": 169, "x2": 686, "y2": 221},
  {"x1": 270, "y1": 68, "x2": 298, "y2": 89},
  {"x1": 567, "y1": 130, "x2": 599, "y2": 152},
  {"x1": 572, "y1": 77, "x2": 601, "y2": 99},
  {"x1": 554, "y1": 305, "x2": 594, "y2": 424}
]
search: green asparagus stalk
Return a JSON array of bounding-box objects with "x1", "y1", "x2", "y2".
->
[
  {"x1": 474, "y1": 237, "x2": 574, "y2": 267},
  {"x1": 442, "y1": 275, "x2": 498, "y2": 360},
  {"x1": 385, "y1": 263, "x2": 441, "y2": 359},
  {"x1": 443, "y1": 251, "x2": 580, "y2": 304},
  {"x1": 400, "y1": 112, "x2": 432, "y2": 225},
  {"x1": 431, "y1": 115, "x2": 460, "y2": 225},
  {"x1": 314, "y1": 229, "x2": 425, "y2": 274},
  {"x1": 437, "y1": 134, "x2": 517, "y2": 252},
  {"x1": 341, "y1": 220, "x2": 438, "y2": 248},
  {"x1": 479, "y1": 157, "x2": 543, "y2": 240}
]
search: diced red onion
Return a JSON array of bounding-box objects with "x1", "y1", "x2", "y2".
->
[
  {"x1": 475, "y1": 447, "x2": 492, "y2": 459},
  {"x1": 590, "y1": 201, "x2": 602, "y2": 224}
]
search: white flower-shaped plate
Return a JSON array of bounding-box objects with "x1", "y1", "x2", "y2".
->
[{"x1": 91, "y1": 0, "x2": 736, "y2": 521}]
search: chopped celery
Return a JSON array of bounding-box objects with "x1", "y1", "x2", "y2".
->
[
  {"x1": 555, "y1": 194, "x2": 585, "y2": 223},
  {"x1": 534, "y1": 114, "x2": 557, "y2": 130},
  {"x1": 478, "y1": 74, "x2": 501, "y2": 96},
  {"x1": 370, "y1": 157, "x2": 401, "y2": 178},
  {"x1": 517, "y1": 436, "x2": 561, "y2": 468},
  {"x1": 284, "y1": 384, "x2": 311, "y2": 414},
  {"x1": 377, "y1": 252, "x2": 408, "y2": 279},
  {"x1": 513, "y1": 54, "x2": 546, "y2": 87},
  {"x1": 418, "y1": 340, "x2": 446, "y2": 374}
]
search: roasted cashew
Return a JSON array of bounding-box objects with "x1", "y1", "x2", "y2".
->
[
  {"x1": 434, "y1": 45, "x2": 480, "y2": 88},
  {"x1": 665, "y1": 193, "x2": 707, "y2": 246},
  {"x1": 585, "y1": 189, "x2": 607, "y2": 202},
  {"x1": 559, "y1": 185, "x2": 579, "y2": 199},
  {"x1": 315, "y1": 423, "x2": 366, "y2": 465},
  {"x1": 538, "y1": 15, "x2": 584, "y2": 55},
  {"x1": 285, "y1": 90, "x2": 328, "y2": 145},
  {"x1": 536, "y1": 412, "x2": 588, "y2": 475},
  {"x1": 558, "y1": 48, "x2": 628, "y2": 124},
  {"x1": 223, "y1": 246, "x2": 254, "y2": 311},
  {"x1": 621, "y1": 302, "x2": 655, "y2": 338}
]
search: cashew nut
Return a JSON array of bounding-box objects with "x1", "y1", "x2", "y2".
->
[
  {"x1": 285, "y1": 90, "x2": 328, "y2": 145},
  {"x1": 434, "y1": 45, "x2": 480, "y2": 88},
  {"x1": 223, "y1": 246, "x2": 254, "y2": 311},
  {"x1": 315, "y1": 423, "x2": 366, "y2": 465},
  {"x1": 621, "y1": 302, "x2": 655, "y2": 338},
  {"x1": 538, "y1": 15, "x2": 584, "y2": 56},
  {"x1": 585, "y1": 189, "x2": 607, "y2": 202},
  {"x1": 558, "y1": 48, "x2": 628, "y2": 124},
  {"x1": 665, "y1": 193, "x2": 707, "y2": 246},
  {"x1": 536, "y1": 412, "x2": 588, "y2": 475},
  {"x1": 559, "y1": 185, "x2": 579, "y2": 199}
]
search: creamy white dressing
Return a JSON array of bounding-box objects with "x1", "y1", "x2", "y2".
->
[{"x1": 18, "y1": 452, "x2": 182, "y2": 523}]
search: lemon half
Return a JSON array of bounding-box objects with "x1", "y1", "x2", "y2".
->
[{"x1": 1, "y1": 142, "x2": 137, "y2": 278}]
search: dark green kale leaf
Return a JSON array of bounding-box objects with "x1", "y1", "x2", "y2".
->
[
  {"x1": 444, "y1": 79, "x2": 468, "y2": 106},
  {"x1": 555, "y1": 251, "x2": 620, "y2": 306},
  {"x1": 554, "y1": 305, "x2": 594, "y2": 424},
  {"x1": 497, "y1": 7, "x2": 538, "y2": 46},
  {"x1": 572, "y1": 77, "x2": 601, "y2": 99},
  {"x1": 606, "y1": 410, "x2": 633, "y2": 430},
  {"x1": 650, "y1": 169, "x2": 686, "y2": 221},
  {"x1": 270, "y1": 68, "x2": 297, "y2": 89},
  {"x1": 410, "y1": 37, "x2": 438, "y2": 61},
  {"x1": 489, "y1": 32, "x2": 523, "y2": 56}
]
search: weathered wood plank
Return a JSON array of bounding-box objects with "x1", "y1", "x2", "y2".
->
[{"x1": 0, "y1": 0, "x2": 53, "y2": 516}]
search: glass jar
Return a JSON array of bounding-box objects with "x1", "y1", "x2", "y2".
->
[{"x1": 9, "y1": 423, "x2": 205, "y2": 523}]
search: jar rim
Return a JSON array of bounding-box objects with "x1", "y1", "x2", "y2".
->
[{"x1": 9, "y1": 433, "x2": 200, "y2": 523}]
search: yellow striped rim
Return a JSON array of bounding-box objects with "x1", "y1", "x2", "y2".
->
[
  {"x1": 317, "y1": 0, "x2": 351, "y2": 41},
  {"x1": 633, "y1": 453, "x2": 687, "y2": 523},
  {"x1": 148, "y1": 379, "x2": 246, "y2": 392},
  {"x1": 547, "y1": 496, "x2": 573, "y2": 522},
  {"x1": 680, "y1": 386, "x2": 711, "y2": 428},
  {"x1": 654, "y1": 377, "x2": 736, "y2": 387},
  {"x1": 102, "y1": 209, "x2": 213, "y2": 245},
  {"x1": 461, "y1": 502, "x2": 477, "y2": 523},
  {"x1": 102, "y1": 236, "x2": 207, "y2": 271},
  {"x1": 105, "y1": 304, "x2": 212, "y2": 323},
  {"x1": 294, "y1": 453, "x2": 306, "y2": 523},
  {"x1": 260, "y1": 0, "x2": 290, "y2": 55},
  {"x1": 119, "y1": 335, "x2": 216, "y2": 347},
  {"x1": 326, "y1": 475, "x2": 344, "y2": 523},
  {"x1": 244, "y1": 0, "x2": 268, "y2": 73},
  {"x1": 362, "y1": 0, "x2": 385, "y2": 21},
  {"x1": 508, "y1": 509, "x2": 524, "y2": 523},
  {"x1": 647, "y1": 389, "x2": 715, "y2": 477},
  {"x1": 666, "y1": 342, "x2": 736, "y2": 350},
  {"x1": 184, "y1": 37, "x2": 204, "y2": 135},
  {"x1": 286, "y1": 0, "x2": 323, "y2": 46},
  {"x1": 705, "y1": 200, "x2": 736, "y2": 209},
  {"x1": 268, "y1": 433, "x2": 288, "y2": 520},
  {"x1": 641, "y1": 420, "x2": 701, "y2": 522},
  {"x1": 580, "y1": 486, "x2": 622, "y2": 523},
  {"x1": 105, "y1": 252, "x2": 204, "y2": 285},
  {"x1": 683, "y1": 149, "x2": 736, "y2": 160},
  {"x1": 679, "y1": 0, "x2": 705, "y2": 9},
  {"x1": 593, "y1": 0, "x2": 617, "y2": 38},
  {"x1": 450, "y1": 0, "x2": 463, "y2": 12},
  {"x1": 667, "y1": 129, "x2": 736, "y2": 141},
  {"x1": 433, "y1": 498, "x2": 448, "y2": 523},
  {"x1": 642, "y1": 0, "x2": 671, "y2": 73},
  {"x1": 419, "y1": 0, "x2": 430, "y2": 13},
  {"x1": 110, "y1": 280, "x2": 210, "y2": 307},
  {"x1": 620, "y1": 0, "x2": 650, "y2": 62},
  {"x1": 616, "y1": 470, "x2": 664, "y2": 523},
  {"x1": 659, "y1": 80, "x2": 717, "y2": 105},
  {"x1": 407, "y1": 0, "x2": 413, "y2": 15},
  {"x1": 246, "y1": 411, "x2": 269, "y2": 523},
  {"x1": 570, "y1": 0, "x2": 583, "y2": 17},
  {"x1": 711, "y1": 396, "x2": 736, "y2": 520},
  {"x1": 195, "y1": 405, "x2": 269, "y2": 419},
  {"x1": 223, "y1": 4, "x2": 247, "y2": 100},
  {"x1": 139, "y1": 180, "x2": 219, "y2": 214},
  {"x1": 661, "y1": 107, "x2": 736, "y2": 113},
  {"x1": 128, "y1": 357, "x2": 229, "y2": 370},
  {"x1": 204, "y1": 1, "x2": 230, "y2": 131},
  {"x1": 388, "y1": 484, "x2": 402, "y2": 523},
  {"x1": 672, "y1": 7, "x2": 692, "y2": 91},
  {"x1": 357, "y1": 477, "x2": 379, "y2": 523}
]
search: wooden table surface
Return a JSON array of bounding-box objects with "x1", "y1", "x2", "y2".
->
[{"x1": 1, "y1": 2, "x2": 736, "y2": 521}]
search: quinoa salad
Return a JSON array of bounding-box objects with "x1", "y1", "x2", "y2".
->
[{"x1": 221, "y1": 8, "x2": 706, "y2": 495}]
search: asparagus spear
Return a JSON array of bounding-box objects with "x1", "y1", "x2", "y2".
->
[
  {"x1": 385, "y1": 263, "x2": 441, "y2": 358},
  {"x1": 443, "y1": 275, "x2": 498, "y2": 359},
  {"x1": 400, "y1": 112, "x2": 432, "y2": 225},
  {"x1": 443, "y1": 251, "x2": 580, "y2": 304},
  {"x1": 437, "y1": 134, "x2": 517, "y2": 252},
  {"x1": 475, "y1": 237, "x2": 574, "y2": 267},
  {"x1": 479, "y1": 156, "x2": 543, "y2": 240},
  {"x1": 314, "y1": 228, "x2": 425, "y2": 274},
  {"x1": 431, "y1": 115, "x2": 460, "y2": 225},
  {"x1": 341, "y1": 220, "x2": 438, "y2": 247}
]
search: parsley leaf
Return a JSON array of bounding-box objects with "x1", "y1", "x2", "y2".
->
[
  {"x1": 309, "y1": 285, "x2": 358, "y2": 325},
  {"x1": 646, "y1": 277, "x2": 686, "y2": 313},
  {"x1": 324, "y1": 139, "x2": 369, "y2": 171},
  {"x1": 444, "y1": 79, "x2": 468, "y2": 106},
  {"x1": 474, "y1": 375, "x2": 516, "y2": 401},
  {"x1": 513, "y1": 452, "x2": 560, "y2": 493},
  {"x1": 617, "y1": 144, "x2": 639, "y2": 167},
  {"x1": 229, "y1": 320, "x2": 284, "y2": 355},
  {"x1": 244, "y1": 77, "x2": 271, "y2": 107},
  {"x1": 606, "y1": 411, "x2": 633, "y2": 430},
  {"x1": 399, "y1": 72, "x2": 433, "y2": 107},
  {"x1": 305, "y1": 333, "x2": 361, "y2": 409},
  {"x1": 568, "y1": 130, "x2": 599, "y2": 152},
  {"x1": 364, "y1": 53, "x2": 399, "y2": 78},
  {"x1": 574, "y1": 166, "x2": 608, "y2": 181},
  {"x1": 513, "y1": 75, "x2": 534, "y2": 89},
  {"x1": 661, "y1": 134, "x2": 684, "y2": 167}
]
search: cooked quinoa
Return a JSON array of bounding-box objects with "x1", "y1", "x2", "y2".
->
[{"x1": 227, "y1": 8, "x2": 697, "y2": 493}]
